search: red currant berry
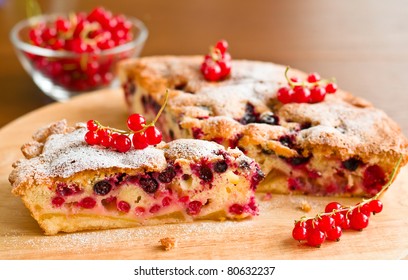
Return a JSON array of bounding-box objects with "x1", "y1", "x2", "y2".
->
[
  {"x1": 215, "y1": 39, "x2": 228, "y2": 54},
  {"x1": 332, "y1": 212, "x2": 345, "y2": 226},
  {"x1": 293, "y1": 87, "x2": 311, "y2": 103},
  {"x1": 306, "y1": 228, "x2": 325, "y2": 247},
  {"x1": 202, "y1": 63, "x2": 222, "y2": 81},
  {"x1": 97, "y1": 128, "x2": 110, "y2": 139},
  {"x1": 117, "y1": 200, "x2": 131, "y2": 213},
  {"x1": 340, "y1": 217, "x2": 351, "y2": 230},
  {"x1": 326, "y1": 82, "x2": 337, "y2": 94},
  {"x1": 84, "y1": 131, "x2": 100, "y2": 145},
  {"x1": 132, "y1": 132, "x2": 149, "y2": 149},
  {"x1": 318, "y1": 215, "x2": 335, "y2": 232},
  {"x1": 309, "y1": 86, "x2": 326, "y2": 103},
  {"x1": 349, "y1": 211, "x2": 369, "y2": 230},
  {"x1": 277, "y1": 87, "x2": 294, "y2": 104},
  {"x1": 114, "y1": 135, "x2": 131, "y2": 153},
  {"x1": 145, "y1": 126, "x2": 162, "y2": 145},
  {"x1": 325, "y1": 202, "x2": 342, "y2": 213},
  {"x1": 368, "y1": 199, "x2": 383, "y2": 214},
  {"x1": 218, "y1": 59, "x2": 232, "y2": 78},
  {"x1": 326, "y1": 226, "x2": 342, "y2": 241},
  {"x1": 87, "y1": 120, "x2": 98, "y2": 131},
  {"x1": 292, "y1": 225, "x2": 308, "y2": 241},
  {"x1": 358, "y1": 203, "x2": 372, "y2": 217},
  {"x1": 127, "y1": 113, "x2": 146, "y2": 131},
  {"x1": 305, "y1": 218, "x2": 319, "y2": 230},
  {"x1": 100, "y1": 134, "x2": 114, "y2": 148},
  {"x1": 307, "y1": 72, "x2": 321, "y2": 83}
]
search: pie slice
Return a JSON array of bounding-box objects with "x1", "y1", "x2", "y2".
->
[
  {"x1": 118, "y1": 56, "x2": 408, "y2": 197},
  {"x1": 9, "y1": 120, "x2": 262, "y2": 235}
]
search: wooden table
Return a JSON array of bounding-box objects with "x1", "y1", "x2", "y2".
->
[{"x1": 1, "y1": 0, "x2": 408, "y2": 135}]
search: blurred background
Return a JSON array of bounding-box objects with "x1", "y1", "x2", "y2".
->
[{"x1": 0, "y1": 0, "x2": 407, "y2": 134}]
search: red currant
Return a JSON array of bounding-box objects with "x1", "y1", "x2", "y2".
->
[
  {"x1": 326, "y1": 226, "x2": 342, "y2": 241},
  {"x1": 87, "y1": 120, "x2": 98, "y2": 131},
  {"x1": 293, "y1": 87, "x2": 311, "y2": 103},
  {"x1": 145, "y1": 126, "x2": 162, "y2": 145},
  {"x1": 292, "y1": 224, "x2": 308, "y2": 241},
  {"x1": 114, "y1": 135, "x2": 131, "y2": 153},
  {"x1": 325, "y1": 202, "x2": 342, "y2": 213},
  {"x1": 326, "y1": 83, "x2": 337, "y2": 94},
  {"x1": 277, "y1": 87, "x2": 293, "y2": 104},
  {"x1": 349, "y1": 211, "x2": 369, "y2": 230},
  {"x1": 307, "y1": 72, "x2": 321, "y2": 83},
  {"x1": 368, "y1": 199, "x2": 383, "y2": 214},
  {"x1": 202, "y1": 63, "x2": 222, "y2": 81},
  {"x1": 309, "y1": 86, "x2": 326, "y2": 103},
  {"x1": 218, "y1": 58, "x2": 232, "y2": 78},
  {"x1": 132, "y1": 132, "x2": 149, "y2": 149},
  {"x1": 127, "y1": 114, "x2": 146, "y2": 131},
  {"x1": 307, "y1": 228, "x2": 325, "y2": 247},
  {"x1": 100, "y1": 134, "x2": 114, "y2": 148},
  {"x1": 332, "y1": 212, "x2": 345, "y2": 227},
  {"x1": 215, "y1": 39, "x2": 228, "y2": 54},
  {"x1": 84, "y1": 131, "x2": 100, "y2": 145},
  {"x1": 317, "y1": 215, "x2": 335, "y2": 232}
]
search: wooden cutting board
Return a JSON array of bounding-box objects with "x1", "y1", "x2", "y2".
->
[{"x1": 0, "y1": 89, "x2": 407, "y2": 260}]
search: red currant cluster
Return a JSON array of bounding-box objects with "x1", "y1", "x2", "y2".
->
[
  {"x1": 84, "y1": 90, "x2": 169, "y2": 152},
  {"x1": 201, "y1": 40, "x2": 232, "y2": 81},
  {"x1": 277, "y1": 67, "x2": 337, "y2": 104},
  {"x1": 27, "y1": 7, "x2": 134, "y2": 91},
  {"x1": 292, "y1": 156, "x2": 402, "y2": 248}
]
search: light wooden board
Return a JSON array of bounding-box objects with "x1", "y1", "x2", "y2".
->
[{"x1": 0, "y1": 89, "x2": 407, "y2": 260}]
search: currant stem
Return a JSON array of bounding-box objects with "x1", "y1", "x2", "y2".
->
[
  {"x1": 295, "y1": 154, "x2": 403, "y2": 223},
  {"x1": 284, "y1": 66, "x2": 336, "y2": 89}
]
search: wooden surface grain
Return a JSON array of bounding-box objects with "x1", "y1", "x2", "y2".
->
[
  {"x1": 0, "y1": 0, "x2": 408, "y2": 137},
  {"x1": 0, "y1": 89, "x2": 407, "y2": 260}
]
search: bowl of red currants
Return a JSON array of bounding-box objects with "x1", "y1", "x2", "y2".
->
[{"x1": 10, "y1": 7, "x2": 148, "y2": 101}]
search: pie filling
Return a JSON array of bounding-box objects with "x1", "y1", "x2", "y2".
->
[
  {"x1": 24, "y1": 154, "x2": 260, "y2": 234},
  {"x1": 125, "y1": 83, "x2": 389, "y2": 197}
]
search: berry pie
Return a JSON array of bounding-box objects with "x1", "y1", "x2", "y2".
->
[
  {"x1": 9, "y1": 120, "x2": 262, "y2": 235},
  {"x1": 118, "y1": 56, "x2": 408, "y2": 197}
]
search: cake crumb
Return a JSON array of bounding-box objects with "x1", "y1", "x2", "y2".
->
[
  {"x1": 298, "y1": 200, "x2": 312, "y2": 212},
  {"x1": 160, "y1": 237, "x2": 177, "y2": 251},
  {"x1": 262, "y1": 193, "x2": 272, "y2": 201}
]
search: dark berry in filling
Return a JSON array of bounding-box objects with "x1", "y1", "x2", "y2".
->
[
  {"x1": 228, "y1": 133, "x2": 243, "y2": 149},
  {"x1": 198, "y1": 166, "x2": 213, "y2": 182},
  {"x1": 169, "y1": 129, "x2": 175, "y2": 140},
  {"x1": 260, "y1": 112, "x2": 279, "y2": 125},
  {"x1": 158, "y1": 165, "x2": 177, "y2": 183},
  {"x1": 214, "y1": 160, "x2": 228, "y2": 173},
  {"x1": 93, "y1": 180, "x2": 112, "y2": 196},
  {"x1": 363, "y1": 165, "x2": 386, "y2": 192},
  {"x1": 56, "y1": 182, "x2": 82, "y2": 196},
  {"x1": 342, "y1": 158, "x2": 362, "y2": 171},
  {"x1": 192, "y1": 127, "x2": 204, "y2": 139},
  {"x1": 285, "y1": 156, "x2": 311, "y2": 166},
  {"x1": 250, "y1": 166, "x2": 264, "y2": 190},
  {"x1": 300, "y1": 122, "x2": 312, "y2": 130},
  {"x1": 139, "y1": 175, "x2": 159, "y2": 193},
  {"x1": 278, "y1": 135, "x2": 296, "y2": 149},
  {"x1": 182, "y1": 174, "x2": 191, "y2": 181},
  {"x1": 240, "y1": 103, "x2": 260, "y2": 125}
]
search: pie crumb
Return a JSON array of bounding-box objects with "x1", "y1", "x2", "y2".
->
[
  {"x1": 160, "y1": 237, "x2": 177, "y2": 251},
  {"x1": 298, "y1": 200, "x2": 312, "y2": 212}
]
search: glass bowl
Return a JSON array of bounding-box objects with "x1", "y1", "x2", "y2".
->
[{"x1": 10, "y1": 13, "x2": 148, "y2": 101}]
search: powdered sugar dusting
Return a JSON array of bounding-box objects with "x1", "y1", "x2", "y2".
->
[{"x1": 162, "y1": 138, "x2": 224, "y2": 160}]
